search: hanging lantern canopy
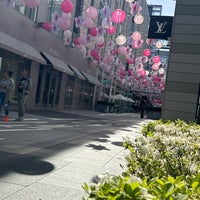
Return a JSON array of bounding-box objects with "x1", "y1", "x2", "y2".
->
[
  {"x1": 116, "y1": 35, "x2": 126, "y2": 45},
  {"x1": 111, "y1": 9, "x2": 126, "y2": 24},
  {"x1": 107, "y1": 25, "x2": 116, "y2": 34},
  {"x1": 24, "y1": 0, "x2": 40, "y2": 8},
  {"x1": 61, "y1": 0, "x2": 73, "y2": 13}
]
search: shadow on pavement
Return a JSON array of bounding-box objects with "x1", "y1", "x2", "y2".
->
[
  {"x1": 85, "y1": 144, "x2": 110, "y2": 151},
  {"x1": 27, "y1": 110, "x2": 101, "y2": 120},
  {"x1": 0, "y1": 153, "x2": 54, "y2": 176}
]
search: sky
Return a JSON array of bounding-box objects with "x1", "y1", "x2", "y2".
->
[{"x1": 146, "y1": 0, "x2": 176, "y2": 16}]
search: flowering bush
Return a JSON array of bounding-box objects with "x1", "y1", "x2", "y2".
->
[
  {"x1": 124, "y1": 119, "x2": 200, "y2": 179},
  {"x1": 83, "y1": 119, "x2": 200, "y2": 199}
]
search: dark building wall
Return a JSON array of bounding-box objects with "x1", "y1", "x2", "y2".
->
[{"x1": 161, "y1": 0, "x2": 200, "y2": 121}]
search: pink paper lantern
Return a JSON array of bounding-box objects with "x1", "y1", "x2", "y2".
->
[
  {"x1": 82, "y1": 18, "x2": 94, "y2": 28},
  {"x1": 132, "y1": 40, "x2": 143, "y2": 49},
  {"x1": 126, "y1": 58, "x2": 134, "y2": 65},
  {"x1": 143, "y1": 49, "x2": 151, "y2": 57},
  {"x1": 97, "y1": 43, "x2": 105, "y2": 49},
  {"x1": 74, "y1": 38, "x2": 80, "y2": 46},
  {"x1": 86, "y1": 6, "x2": 98, "y2": 19},
  {"x1": 118, "y1": 46, "x2": 127, "y2": 55},
  {"x1": 62, "y1": 12, "x2": 72, "y2": 20},
  {"x1": 107, "y1": 25, "x2": 116, "y2": 34},
  {"x1": 152, "y1": 63, "x2": 160, "y2": 70},
  {"x1": 140, "y1": 70, "x2": 146, "y2": 78},
  {"x1": 42, "y1": 22, "x2": 52, "y2": 31},
  {"x1": 61, "y1": 0, "x2": 73, "y2": 14},
  {"x1": 57, "y1": 17, "x2": 70, "y2": 30},
  {"x1": 77, "y1": 36, "x2": 88, "y2": 45},
  {"x1": 111, "y1": 9, "x2": 126, "y2": 24},
  {"x1": 153, "y1": 55, "x2": 161, "y2": 63},
  {"x1": 90, "y1": 49, "x2": 99, "y2": 60},
  {"x1": 89, "y1": 27, "x2": 98, "y2": 36},
  {"x1": 132, "y1": 31, "x2": 141, "y2": 41},
  {"x1": 24, "y1": 0, "x2": 40, "y2": 8}
]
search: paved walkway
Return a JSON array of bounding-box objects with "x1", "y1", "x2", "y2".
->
[{"x1": 0, "y1": 110, "x2": 153, "y2": 200}]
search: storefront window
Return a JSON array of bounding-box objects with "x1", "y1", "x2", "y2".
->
[
  {"x1": 14, "y1": 5, "x2": 38, "y2": 22},
  {"x1": 79, "y1": 82, "x2": 94, "y2": 107},
  {"x1": 64, "y1": 76, "x2": 74, "y2": 105},
  {"x1": 55, "y1": 72, "x2": 62, "y2": 105}
]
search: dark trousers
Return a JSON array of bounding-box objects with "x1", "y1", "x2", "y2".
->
[
  {"x1": 0, "y1": 92, "x2": 6, "y2": 114},
  {"x1": 140, "y1": 109, "x2": 145, "y2": 118}
]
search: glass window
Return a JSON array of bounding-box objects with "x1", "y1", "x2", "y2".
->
[
  {"x1": 55, "y1": 72, "x2": 62, "y2": 105},
  {"x1": 64, "y1": 76, "x2": 74, "y2": 105},
  {"x1": 79, "y1": 82, "x2": 94, "y2": 107},
  {"x1": 14, "y1": 5, "x2": 38, "y2": 21}
]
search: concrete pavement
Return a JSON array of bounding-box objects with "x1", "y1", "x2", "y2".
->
[{"x1": 0, "y1": 110, "x2": 153, "y2": 200}]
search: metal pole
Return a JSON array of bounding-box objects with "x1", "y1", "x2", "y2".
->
[{"x1": 92, "y1": 66, "x2": 99, "y2": 110}]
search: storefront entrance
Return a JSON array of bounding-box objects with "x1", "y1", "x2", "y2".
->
[{"x1": 35, "y1": 65, "x2": 62, "y2": 108}]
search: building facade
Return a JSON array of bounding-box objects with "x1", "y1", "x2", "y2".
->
[
  {"x1": 0, "y1": 1, "x2": 107, "y2": 111},
  {"x1": 161, "y1": 0, "x2": 200, "y2": 122}
]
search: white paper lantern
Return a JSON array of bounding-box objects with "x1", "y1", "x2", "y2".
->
[
  {"x1": 125, "y1": 0, "x2": 135, "y2": 2},
  {"x1": 116, "y1": 35, "x2": 126, "y2": 46},
  {"x1": 159, "y1": 68, "x2": 165, "y2": 74},
  {"x1": 156, "y1": 41, "x2": 163, "y2": 49},
  {"x1": 94, "y1": 36, "x2": 104, "y2": 45},
  {"x1": 64, "y1": 30, "x2": 72, "y2": 38},
  {"x1": 134, "y1": 14, "x2": 144, "y2": 24}
]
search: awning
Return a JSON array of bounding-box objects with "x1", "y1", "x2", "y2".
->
[
  {"x1": 68, "y1": 65, "x2": 86, "y2": 80},
  {"x1": 81, "y1": 71, "x2": 102, "y2": 86},
  {"x1": 0, "y1": 31, "x2": 46, "y2": 64},
  {"x1": 41, "y1": 52, "x2": 74, "y2": 75}
]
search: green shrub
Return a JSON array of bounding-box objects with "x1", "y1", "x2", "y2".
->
[{"x1": 83, "y1": 119, "x2": 200, "y2": 199}]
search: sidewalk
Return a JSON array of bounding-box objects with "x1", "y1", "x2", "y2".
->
[{"x1": 0, "y1": 110, "x2": 153, "y2": 200}]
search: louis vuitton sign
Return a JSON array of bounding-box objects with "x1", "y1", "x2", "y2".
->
[{"x1": 148, "y1": 16, "x2": 173, "y2": 39}]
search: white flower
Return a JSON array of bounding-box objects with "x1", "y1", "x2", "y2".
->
[{"x1": 190, "y1": 164, "x2": 197, "y2": 174}]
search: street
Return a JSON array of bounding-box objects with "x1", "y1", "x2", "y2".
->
[{"x1": 0, "y1": 110, "x2": 151, "y2": 200}]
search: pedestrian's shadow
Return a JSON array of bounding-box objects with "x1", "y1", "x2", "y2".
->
[{"x1": 0, "y1": 152, "x2": 54, "y2": 176}]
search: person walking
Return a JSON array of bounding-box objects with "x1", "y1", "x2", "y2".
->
[
  {"x1": 140, "y1": 96, "x2": 147, "y2": 119},
  {"x1": 15, "y1": 69, "x2": 32, "y2": 121},
  {"x1": 0, "y1": 71, "x2": 15, "y2": 121},
  {"x1": 4, "y1": 70, "x2": 15, "y2": 122}
]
